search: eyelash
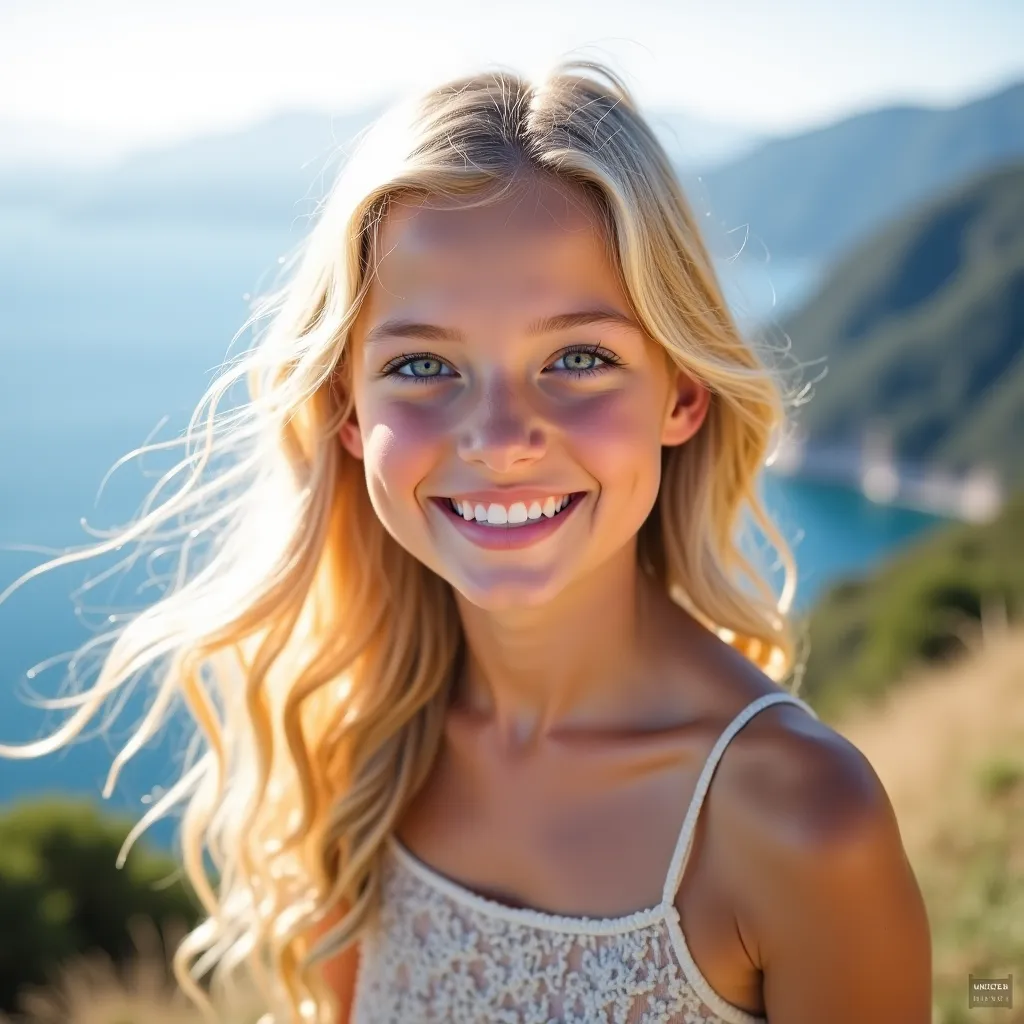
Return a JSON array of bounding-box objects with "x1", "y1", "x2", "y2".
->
[{"x1": 379, "y1": 343, "x2": 624, "y2": 383}]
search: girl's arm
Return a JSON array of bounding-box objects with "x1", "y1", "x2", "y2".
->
[{"x1": 724, "y1": 730, "x2": 933, "y2": 1023}]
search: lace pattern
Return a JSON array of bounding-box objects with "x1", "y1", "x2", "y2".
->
[
  {"x1": 350, "y1": 692, "x2": 817, "y2": 1024},
  {"x1": 352, "y1": 844, "x2": 762, "y2": 1023}
]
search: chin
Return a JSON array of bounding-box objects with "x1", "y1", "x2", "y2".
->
[{"x1": 447, "y1": 569, "x2": 572, "y2": 613}]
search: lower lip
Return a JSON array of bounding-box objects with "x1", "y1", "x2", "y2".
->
[{"x1": 431, "y1": 493, "x2": 587, "y2": 550}]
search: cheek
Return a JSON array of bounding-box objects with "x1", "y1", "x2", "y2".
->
[
  {"x1": 361, "y1": 401, "x2": 444, "y2": 503},
  {"x1": 564, "y1": 390, "x2": 665, "y2": 491}
]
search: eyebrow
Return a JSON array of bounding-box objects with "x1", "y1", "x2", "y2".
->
[{"x1": 362, "y1": 308, "x2": 640, "y2": 346}]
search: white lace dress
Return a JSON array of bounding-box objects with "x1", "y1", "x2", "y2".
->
[{"x1": 351, "y1": 691, "x2": 818, "y2": 1023}]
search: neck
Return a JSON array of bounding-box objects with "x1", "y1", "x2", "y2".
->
[{"x1": 450, "y1": 545, "x2": 676, "y2": 756}]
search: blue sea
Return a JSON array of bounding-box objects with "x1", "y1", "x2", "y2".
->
[{"x1": 0, "y1": 209, "x2": 943, "y2": 847}]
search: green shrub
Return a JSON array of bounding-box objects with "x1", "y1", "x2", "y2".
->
[
  {"x1": 796, "y1": 491, "x2": 1024, "y2": 720},
  {"x1": 0, "y1": 797, "x2": 201, "y2": 1014}
]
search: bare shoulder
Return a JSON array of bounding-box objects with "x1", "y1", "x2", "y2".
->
[
  {"x1": 719, "y1": 699, "x2": 934, "y2": 1023},
  {"x1": 726, "y1": 698, "x2": 890, "y2": 847}
]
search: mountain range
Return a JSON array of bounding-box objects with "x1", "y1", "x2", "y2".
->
[
  {"x1": 699, "y1": 81, "x2": 1024, "y2": 262},
  {"x1": 779, "y1": 160, "x2": 1024, "y2": 488}
]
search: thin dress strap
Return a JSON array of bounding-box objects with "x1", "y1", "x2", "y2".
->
[{"x1": 660, "y1": 691, "x2": 818, "y2": 906}]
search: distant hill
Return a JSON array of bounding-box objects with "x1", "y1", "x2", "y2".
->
[
  {"x1": 0, "y1": 106, "x2": 385, "y2": 224},
  {"x1": 779, "y1": 161, "x2": 1024, "y2": 488},
  {"x1": 0, "y1": 106, "x2": 763, "y2": 225},
  {"x1": 700, "y1": 81, "x2": 1024, "y2": 262}
]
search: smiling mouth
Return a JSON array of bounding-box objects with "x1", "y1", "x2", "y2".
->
[
  {"x1": 446, "y1": 493, "x2": 581, "y2": 528},
  {"x1": 444, "y1": 493, "x2": 581, "y2": 527}
]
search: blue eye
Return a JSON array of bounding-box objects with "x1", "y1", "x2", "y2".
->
[
  {"x1": 553, "y1": 350, "x2": 603, "y2": 373},
  {"x1": 379, "y1": 344, "x2": 623, "y2": 383},
  {"x1": 381, "y1": 354, "x2": 456, "y2": 382},
  {"x1": 548, "y1": 344, "x2": 622, "y2": 377}
]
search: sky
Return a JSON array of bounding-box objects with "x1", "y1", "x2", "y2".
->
[{"x1": 2, "y1": 0, "x2": 1023, "y2": 158}]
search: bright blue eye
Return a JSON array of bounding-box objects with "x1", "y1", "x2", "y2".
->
[{"x1": 381, "y1": 355, "x2": 457, "y2": 382}]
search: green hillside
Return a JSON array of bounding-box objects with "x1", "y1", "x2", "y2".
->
[
  {"x1": 777, "y1": 161, "x2": 1024, "y2": 488},
  {"x1": 798, "y1": 490, "x2": 1024, "y2": 722}
]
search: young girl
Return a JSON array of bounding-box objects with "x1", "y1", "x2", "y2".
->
[{"x1": 1, "y1": 61, "x2": 931, "y2": 1022}]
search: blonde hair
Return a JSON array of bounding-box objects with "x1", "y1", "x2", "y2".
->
[{"x1": 0, "y1": 60, "x2": 804, "y2": 1022}]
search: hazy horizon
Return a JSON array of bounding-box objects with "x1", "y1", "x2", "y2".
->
[{"x1": 2, "y1": 0, "x2": 1021, "y2": 163}]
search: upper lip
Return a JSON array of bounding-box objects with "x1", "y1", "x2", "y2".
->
[{"x1": 435, "y1": 489, "x2": 582, "y2": 504}]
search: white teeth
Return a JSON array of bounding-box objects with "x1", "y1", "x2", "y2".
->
[
  {"x1": 448, "y1": 494, "x2": 576, "y2": 526},
  {"x1": 486, "y1": 503, "x2": 508, "y2": 525}
]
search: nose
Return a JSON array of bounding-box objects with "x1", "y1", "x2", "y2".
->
[{"x1": 456, "y1": 378, "x2": 547, "y2": 473}]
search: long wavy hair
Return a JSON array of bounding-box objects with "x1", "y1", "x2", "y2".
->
[{"x1": 0, "y1": 60, "x2": 806, "y2": 1022}]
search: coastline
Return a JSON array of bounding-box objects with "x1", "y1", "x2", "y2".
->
[{"x1": 767, "y1": 427, "x2": 1005, "y2": 524}]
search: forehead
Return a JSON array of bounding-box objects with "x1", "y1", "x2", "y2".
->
[{"x1": 362, "y1": 177, "x2": 627, "y2": 315}]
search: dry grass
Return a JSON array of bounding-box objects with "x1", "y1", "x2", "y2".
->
[
  {"x1": 835, "y1": 616, "x2": 1024, "y2": 861},
  {"x1": 834, "y1": 619, "x2": 1024, "y2": 1024},
  {"x1": 0, "y1": 918, "x2": 266, "y2": 1024}
]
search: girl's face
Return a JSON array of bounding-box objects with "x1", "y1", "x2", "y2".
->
[{"x1": 341, "y1": 177, "x2": 709, "y2": 611}]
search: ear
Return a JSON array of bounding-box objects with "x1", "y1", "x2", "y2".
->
[
  {"x1": 338, "y1": 414, "x2": 364, "y2": 461},
  {"x1": 661, "y1": 369, "x2": 711, "y2": 447}
]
